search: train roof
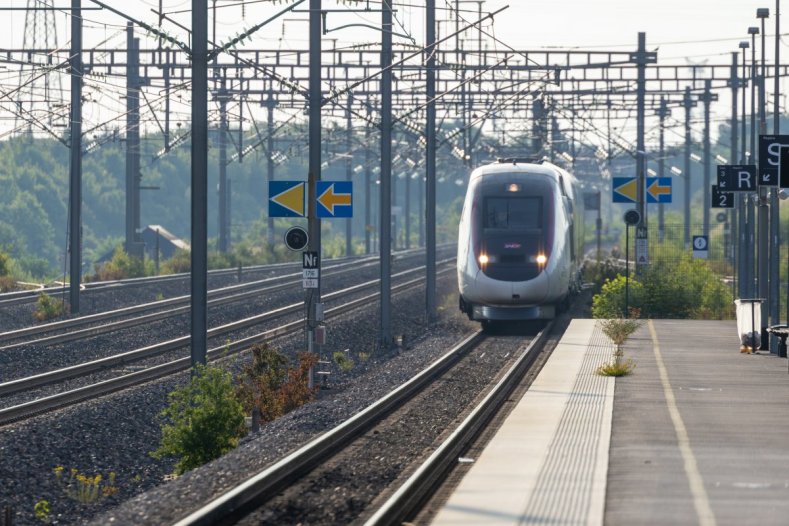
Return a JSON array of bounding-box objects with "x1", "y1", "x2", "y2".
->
[{"x1": 469, "y1": 158, "x2": 575, "y2": 183}]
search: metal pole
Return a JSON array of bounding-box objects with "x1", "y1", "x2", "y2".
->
[
  {"x1": 768, "y1": 8, "x2": 781, "y2": 349},
  {"x1": 757, "y1": 20, "x2": 771, "y2": 349},
  {"x1": 405, "y1": 162, "x2": 411, "y2": 249},
  {"x1": 345, "y1": 92, "x2": 353, "y2": 256},
  {"x1": 750, "y1": 32, "x2": 758, "y2": 298},
  {"x1": 657, "y1": 97, "x2": 668, "y2": 241},
  {"x1": 635, "y1": 33, "x2": 647, "y2": 253},
  {"x1": 702, "y1": 80, "x2": 712, "y2": 237},
  {"x1": 218, "y1": 77, "x2": 228, "y2": 253},
  {"x1": 731, "y1": 51, "x2": 739, "y2": 297},
  {"x1": 426, "y1": 0, "x2": 437, "y2": 324},
  {"x1": 683, "y1": 87, "x2": 692, "y2": 249},
  {"x1": 191, "y1": 0, "x2": 209, "y2": 366},
  {"x1": 625, "y1": 224, "x2": 630, "y2": 317},
  {"x1": 68, "y1": 0, "x2": 82, "y2": 313},
  {"x1": 307, "y1": 0, "x2": 322, "y2": 350},
  {"x1": 380, "y1": 0, "x2": 393, "y2": 347},
  {"x1": 741, "y1": 45, "x2": 749, "y2": 299},
  {"x1": 364, "y1": 103, "x2": 372, "y2": 254},
  {"x1": 125, "y1": 23, "x2": 141, "y2": 257},
  {"x1": 266, "y1": 92, "x2": 275, "y2": 245}
]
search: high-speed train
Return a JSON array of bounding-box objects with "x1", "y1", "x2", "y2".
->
[{"x1": 457, "y1": 158, "x2": 584, "y2": 327}]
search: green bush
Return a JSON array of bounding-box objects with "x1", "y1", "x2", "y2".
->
[
  {"x1": 333, "y1": 351, "x2": 354, "y2": 372},
  {"x1": 33, "y1": 292, "x2": 67, "y2": 321},
  {"x1": 94, "y1": 246, "x2": 152, "y2": 281},
  {"x1": 591, "y1": 254, "x2": 734, "y2": 320},
  {"x1": 591, "y1": 275, "x2": 644, "y2": 318},
  {"x1": 152, "y1": 364, "x2": 246, "y2": 474}
]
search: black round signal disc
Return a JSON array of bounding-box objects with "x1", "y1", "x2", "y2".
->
[
  {"x1": 623, "y1": 209, "x2": 641, "y2": 226},
  {"x1": 284, "y1": 226, "x2": 309, "y2": 251}
]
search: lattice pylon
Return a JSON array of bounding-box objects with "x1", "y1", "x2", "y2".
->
[{"x1": 16, "y1": 0, "x2": 66, "y2": 135}]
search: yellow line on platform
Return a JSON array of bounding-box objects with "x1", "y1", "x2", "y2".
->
[{"x1": 648, "y1": 320, "x2": 716, "y2": 526}]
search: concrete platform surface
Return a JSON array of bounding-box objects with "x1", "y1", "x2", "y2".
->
[{"x1": 431, "y1": 319, "x2": 789, "y2": 526}]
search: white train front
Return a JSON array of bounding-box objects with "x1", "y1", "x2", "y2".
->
[{"x1": 457, "y1": 158, "x2": 583, "y2": 326}]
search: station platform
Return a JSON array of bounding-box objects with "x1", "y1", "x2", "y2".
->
[{"x1": 431, "y1": 319, "x2": 789, "y2": 525}]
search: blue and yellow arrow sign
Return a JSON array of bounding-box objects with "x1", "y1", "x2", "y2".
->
[
  {"x1": 269, "y1": 181, "x2": 305, "y2": 217},
  {"x1": 646, "y1": 177, "x2": 672, "y2": 203},
  {"x1": 612, "y1": 177, "x2": 637, "y2": 203},
  {"x1": 317, "y1": 181, "x2": 353, "y2": 218}
]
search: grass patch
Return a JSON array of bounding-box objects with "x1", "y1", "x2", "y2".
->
[
  {"x1": 597, "y1": 358, "x2": 636, "y2": 377},
  {"x1": 33, "y1": 292, "x2": 67, "y2": 321},
  {"x1": 333, "y1": 351, "x2": 354, "y2": 372}
]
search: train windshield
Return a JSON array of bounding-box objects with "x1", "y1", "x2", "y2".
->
[{"x1": 483, "y1": 197, "x2": 542, "y2": 229}]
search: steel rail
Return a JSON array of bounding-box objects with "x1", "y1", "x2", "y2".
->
[
  {"x1": 364, "y1": 322, "x2": 553, "y2": 526},
  {"x1": 171, "y1": 328, "x2": 487, "y2": 526},
  {"x1": 0, "y1": 256, "x2": 385, "y2": 350},
  {"x1": 0, "y1": 265, "x2": 454, "y2": 421},
  {"x1": 0, "y1": 245, "x2": 452, "y2": 347},
  {"x1": 0, "y1": 244, "x2": 448, "y2": 308}
]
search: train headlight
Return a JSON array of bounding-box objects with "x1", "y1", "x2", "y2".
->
[
  {"x1": 478, "y1": 254, "x2": 489, "y2": 266},
  {"x1": 536, "y1": 254, "x2": 547, "y2": 265}
]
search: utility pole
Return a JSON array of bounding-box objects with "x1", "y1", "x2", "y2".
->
[
  {"x1": 701, "y1": 80, "x2": 714, "y2": 237},
  {"x1": 68, "y1": 0, "x2": 82, "y2": 313},
  {"x1": 306, "y1": 0, "x2": 322, "y2": 353},
  {"x1": 125, "y1": 23, "x2": 143, "y2": 259},
  {"x1": 683, "y1": 87, "x2": 695, "y2": 249},
  {"x1": 191, "y1": 0, "x2": 209, "y2": 366},
  {"x1": 266, "y1": 91, "x2": 276, "y2": 245},
  {"x1": 634, "y1": 32, "x2": 652, "y2": 276},
  {"x1": 345, "y1": 92, "x2": 353, "y2": 256},
  {"x1": 656, "y1": 97, "x2": 670, "y2": 241},
  {"x1": 740, "y1": 41, "x2": 750, "y2": 299},
  {"x1": 426, "y1": 0, "x2": 437, "y2": 324},
  {"x1": 730, "y1": 51, "x2": 739, "y2": 297},
  {"x1": 380, "y1": 0, "x2": 393, "y2": 347},
  {"x1": 364, "y1": 103, "x2": 372, "y2": 254},
  {"x1": 218, "y1": 77, "x2": 229, "y2": 253}
]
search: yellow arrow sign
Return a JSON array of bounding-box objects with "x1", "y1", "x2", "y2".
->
[
  {"x1": 270, "y1": 182, "x2": 305, "y2": 216},
  {"x1": 647, "y1": 179, "x2": 671, "y2": 199},
  {"x1": 318, "y1": 184, "x2": 352, "y2": 215},
  {"x1": 614, "y1": 178, "x2": 637, "y2": 202}
]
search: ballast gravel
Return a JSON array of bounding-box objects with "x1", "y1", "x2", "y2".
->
[{"x1": 0, "y1": 270, "x2": 476, "y2": 525}]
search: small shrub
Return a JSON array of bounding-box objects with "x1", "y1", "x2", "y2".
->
[
  {"x1": 152, "y1": 364, "x2": 246, "y2": 474},
  {"x1": 597, "y1": 359, "x2": 636, "y2": 377},
  {"x1": 155, "y1": 292, "x2": 164, "y2": 302},
  {"x1": 94, "y1": 246, "x2": 151, "y2": 281},
  {"x1": 0, "y1": 275, "x2": 16, "y2": 292},
  {"x1": 34, "y1": 499, "x2": 50, "y2": 522},
  {"x1": 33, "y1": 292, "x2": 67, "y2": 321},
  {"x1": 160, "y1": 249, "x2": 191, "y2": 274},
  {"x1": 357, "y1": 352, "x2": 370, "y2": 363},
  {"x1": 53, "y1": 466, "x2": 119, "y2": 504},
  {"x1": 600, "y1": 318, "x2": 642, "y2": 349},
  {"x1": 333, "y1": 351, "x2": 354, "y2": 372},
  {"x1": 591, "y1": 275, "x2": 644, "y2": 319},
  {"x1": 236, "y1": 344, "x2": 318, "y2": 424}
]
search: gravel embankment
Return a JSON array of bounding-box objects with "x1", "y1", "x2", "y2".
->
[{"x1": 0, "y1": 271, "x2": 474, "y2": 525}]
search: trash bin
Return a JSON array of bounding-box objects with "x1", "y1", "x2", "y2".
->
[{"x1": 734, "y1": 299, "x2": 764, "y2": 352}]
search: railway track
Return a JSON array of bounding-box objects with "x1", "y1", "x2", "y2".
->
[
  {"x1": 165, "y1": 323, "x2": 552, "y2": 525},
  {"x1": 0, "y1": 262, "x2": 455, "y2": 425}
]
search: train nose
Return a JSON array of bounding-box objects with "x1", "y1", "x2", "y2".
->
[{"x1": 511, "y1": 271, "x2": 550, "y2": 303}]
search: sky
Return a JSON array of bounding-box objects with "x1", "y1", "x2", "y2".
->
[{"x1": 0, "y1": 0, "x2": 784, "y2": 150}]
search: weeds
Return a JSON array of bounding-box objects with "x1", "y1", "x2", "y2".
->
[
  {"x1": 236, "y1": 344, "x2": 318, "y2": 424},
  {"x1": 333, "y1": 350, "x2": 354, "y2": 372},
  {"x1": 357, "y1": 352, "x2": 370, "y2": 363},
  {"x1": 600, "y1": 318, "x2": 642, "y2": 352},
  {"x1": 34, "y1": 499, "x2": 50, "y2": 522},
  {"x1": 53, "y1": 466, "x2": 119, "y2": 504},
  {"x1": 33, "y1": 292, "x2": 66, "y2": 321},
  {"x1": 597, "y1": 318, "x2": 641, "y2": 377}
]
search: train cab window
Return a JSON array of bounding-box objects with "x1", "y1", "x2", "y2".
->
[{"x1": 483, "y1": 197, "x2": 542, "y2": 229}]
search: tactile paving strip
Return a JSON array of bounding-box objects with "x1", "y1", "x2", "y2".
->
[{"x1": 520, "y1": 321, "x2": 614, "y2": 525}]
